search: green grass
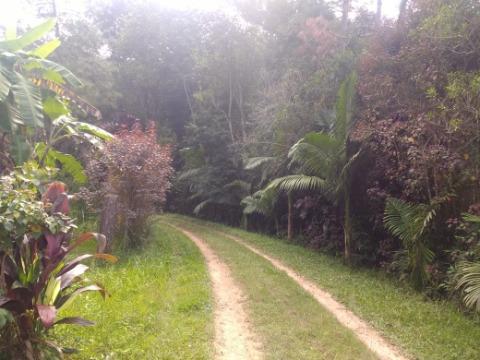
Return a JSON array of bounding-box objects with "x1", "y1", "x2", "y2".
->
[
  {"x1": 167, "y1": 214, "x2": 480, "y2": 360},
  {"x1": 165, "y1": 216, "x2": 377, "y2": 360},
  {"x1": 53, "y1": 219, "x2": 213, "y2": 359}
]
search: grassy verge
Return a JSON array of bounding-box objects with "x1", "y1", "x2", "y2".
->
[
  {"x1": 168, "y1": 214, "x2": 480, "y2": 360},
  {"x1": 54, "y1": 218, "x2": 213, "y2": 359},
  {"x1": 166, "y1": 216, "x2": 377, "y2": 360}
]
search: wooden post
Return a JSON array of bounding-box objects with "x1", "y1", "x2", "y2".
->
[
  {"x1": 287, "y1": 192, "x2": 293, "y2": 241},
  {"x1": 99, "y1": 193, "x2": 119, "y2": 251}
]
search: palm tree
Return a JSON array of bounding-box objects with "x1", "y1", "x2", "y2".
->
[
  {"x1": 453, "y1": 213, "x2": 480, "y2": 310},
  {"x1": 241, "y1": 187, "x2": 279, "y2": 233},
  {"x1": 383, "y1": 198, "x2": 436, "y2": 290},
  {"x1": 265, "y1": 72, "x2": 360, "y2": 261}
]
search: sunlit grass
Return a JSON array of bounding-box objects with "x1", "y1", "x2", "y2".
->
[
  {"x1": 168, "y1": 213, "x2": 480, "y2": 360},
  {"x1": 53, "y1": 219, "x2": 213, "y2": 359}
]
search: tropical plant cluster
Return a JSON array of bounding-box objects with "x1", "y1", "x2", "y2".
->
[
  {"x1": 3, "y1": 1, "x2": 480, "y2": 352},
  {"x1": 0, "y1": 15, "x2": 171, "y2": 358},
  {"x1": 0, "y1": 166, "x2": 115, "y2": 358}
]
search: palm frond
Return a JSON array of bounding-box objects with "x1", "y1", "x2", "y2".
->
[
  {"x1": 267, "y1": 174, "x2": 327, "y2": 194},
  {"x1": 462, "y1": 213, "x2": 480, "y2": 224},
  {"x1": 455, "y1": 261, "x2": 480, "y2": 311},
  {"x1": 241, "y1": 187, "x2": 278, "y2": 216},
  {"x1": 223, "y1": 180, "x2": 251, "y2": 195},
  {"x1": 177, "y1": 168, "x2": 203, "y2": 181},
  {"x1": 384, "y1": 198, "x2": 427, "y2": 244},
  {"x1": 193, "y1": 200, "x2": 211, "y2": 215},
  {"x1": 244, "y1": 156, "x2": 276, "y2": 170},
  {"x1": 384, "y1": 197, "x2": 435, "y2": 289},
  {"x1": 334, "y1": 71, "x2": 357, "y2": 142}
]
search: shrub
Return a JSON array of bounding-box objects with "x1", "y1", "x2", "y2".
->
[
  {"x1": 0, "y1": 166, "x2": 115, "y2": 359},
  {"x1": 87, "y1": 122, "x2": 173, "y2": 249}
]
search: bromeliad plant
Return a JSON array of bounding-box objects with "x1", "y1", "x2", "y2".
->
[{"x1": 0, "y1": 167, "x2": 116, "y2": 359}]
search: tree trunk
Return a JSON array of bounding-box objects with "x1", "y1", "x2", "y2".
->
[
  {"x1": 287, "y1": 192, "x2": 293, "y2": 241},
  {"x1": 344, "y1": 187, "x2": 352, "y2": 264},
  {"x1": 100, "y1": 193, "x2": 119, "y2": 252},
  {"x1": 237, "y1": 83, "x2": 247, "y2": 142},
  {"x1": 227, "y1": 68, "x2": 235, "y2": 143},
  {"x1": 376, "y1": 0, "x2": 382, "y2": 25},
  {"x1": 398, "y1": 0, "x2": 408, "y2": 25},
  {"x1": 342, "y1": 0, "x2": 351, "y2": 31},
  {"x1": 274, "y1": 216, "x2": 280, "y2": 236}
]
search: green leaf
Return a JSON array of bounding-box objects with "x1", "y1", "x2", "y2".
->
[
  {"x1": 0, "y1": 66, "x2": 12, "y2": 101},
  {"x1": 35, "y1": 142, "x2": 87, "y2": 184},
  {"x1": 0, "y1": 19, "x2": 56, "y2": 51},
  {"x1": 455, "y1": 261, "x2": 480, "y2": 311},
  {"x1": 244, "y1": 156, "x2": 275, "y2": 170},
  {"x1": 73, "y1": 121, "x2": 113, "y2": 141},
  {"x1": 42, "y1": 69, "x2": 64, "y2": 84},
  {"x1": 11, "y1": 72, "x2": 43, "y2": 128},
  {"x1": 4, "y1": 25, "x2": 17, "y2": 40},
  {"x1": 267, "y1": 175, "x2": 327, "y2": 194},
  {"x1": 335, "y1": 71, "x2": 357, "y2": 142},
  {"x1": 24, "y1": 58, "x2": 82, "y2": 87},
  {"x1": 58, "y1": 284, "x2": 105, "y2": 311},
  {"x1": 43, "y1": 97, "x2": 69, "y2": 120},
  {"x1": 44, "y1": 277, "x2": 61, "y2": 306},
  {"x1": 0, "y1": 308, "x2": 13, "y2": 329},
  {"x1": 30, "y1": 38, "x2": 61, "y2": 58},
  {"x1": 54, "y1": 317, "x2": 94, "y2": 327}
]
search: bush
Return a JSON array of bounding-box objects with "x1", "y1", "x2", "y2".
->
[
  {"x1": 0, "y1": 165, "x2": 115, "y2": 359},
  {"x1": 86, "y1": 122, "x2": 173, "y2": 249}
]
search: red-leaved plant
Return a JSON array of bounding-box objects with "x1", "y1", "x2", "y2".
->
[
  {"x1": 0, "y1": 181, "x2": 116, "y2": 359},
  {"x1": 84, "y1": 121, "x2": 173, "y2": 248}
]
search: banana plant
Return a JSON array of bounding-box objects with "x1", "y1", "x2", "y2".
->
[
  {"x1": 0, "y1": 19, "x2": 112, "y2": 182},
  {"x1": 0, "y1": 19, "x2": 81, "y2": 137}
]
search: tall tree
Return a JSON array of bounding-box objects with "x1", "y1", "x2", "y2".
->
[
  {"x1": 376, "y1": 0, "x2": 382, "y2": 25},
  {"x1": 265, "y1": 72, "x2": 359, "y2": 261}
]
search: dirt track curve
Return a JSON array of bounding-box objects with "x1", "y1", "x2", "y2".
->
[
  {"x1": 218, "y1": 231, "x2": 408, "y2": 360},
  {"x1": 171, "y1": 225, "x2": 263, "y2": 360}
]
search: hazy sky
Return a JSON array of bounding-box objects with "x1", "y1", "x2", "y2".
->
[{"x1": 0, "y1": 0, "x2": 401, "y2": 29}]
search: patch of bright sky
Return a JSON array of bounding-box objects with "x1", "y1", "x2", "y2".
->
[{"x1": 0, "y1": 0, "x2": 401, "y2": 30}]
